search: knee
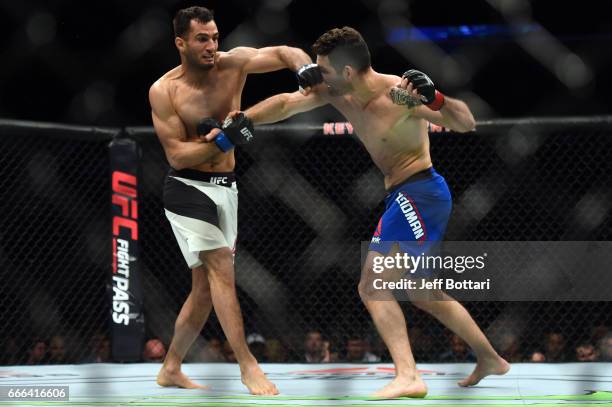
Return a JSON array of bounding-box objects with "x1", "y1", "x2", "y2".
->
[
  {"x1": 201, "y1": 248, "x2": 234, "y2": 285},
  {"x1": 358, "y1": 273, "x2": 377, "y2": 304},
  {"x1": 358, "y1": 262, "x2": 391, "y2": 303},
  {"x1": 411, "y1": 290, "x2": 445, "y2": 314},
  {"x1": 191, "y1": 269, "x2": 211, "y2": 304},
  {"x1": 358, "y1": 280, "x2": 369, "y2": 303},
  {"x1": 200, "y1": 248, "x2": 233, "y2": 271},
  {"x1": 192, "y1": 281, "x2": 211, "y2": 295},
  {"x1": 195, "y1": 278, "x2": 211, "y2": 294}
]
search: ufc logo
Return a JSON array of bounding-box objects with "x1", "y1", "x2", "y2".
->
[
  {"x1": 112, "y1": 171, "x2": 138, "y2": 240},
  {"x1": 240, "y1": 128, "x2": 253, "y2": 141},
  {"x1": 210, "y1": 177, "x2": 228, "y2": 185}
]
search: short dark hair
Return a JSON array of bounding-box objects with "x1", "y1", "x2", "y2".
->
[
  {"x1": 312, "y1": 27, "x2": 371, "y2": 73},
  {"x1": 173, "y1": 6, "x2": 214, "y2": 38}
]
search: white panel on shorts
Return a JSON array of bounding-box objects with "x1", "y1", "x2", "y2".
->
[{"x1": 165, "y1": 177, "x2": 238, "y2": 269}]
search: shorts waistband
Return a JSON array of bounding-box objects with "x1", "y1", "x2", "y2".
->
[
  {"x1": 168, "y1": 168, "x2": 236, "y2": 187},
  {"x1": 386, "y1": 167, "x2": 435, "y2": 193}
]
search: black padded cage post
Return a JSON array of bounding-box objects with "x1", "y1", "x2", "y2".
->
[{"x1": 109, "y1": 136, "x2": 145, "y2": 362}]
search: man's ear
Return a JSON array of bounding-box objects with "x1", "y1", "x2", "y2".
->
[
  {"x1": 175, "y1": 36, "x2": 185, "y2": 51},
  {"x1": 343, "y1": 65, "x2": 352, "y2": 80}
]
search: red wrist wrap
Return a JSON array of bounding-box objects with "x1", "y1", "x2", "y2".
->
[{"x1": 427, "y1": 90, "x2": 445, "y2": 111}]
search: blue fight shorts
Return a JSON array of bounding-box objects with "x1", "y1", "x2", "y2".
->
[{"x1": 369, "y1": 167, "x2": 452, "y2": 256}]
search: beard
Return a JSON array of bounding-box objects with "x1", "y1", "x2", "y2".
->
[
  {"x1": 327, "y1": 82, "x2": 350, "y2": 97},
  {"x1": 324, "y1": 76, "x2": 352, "y2": 96},
  {"x1": 199, "y1": 62, "x2": 215, "y2": 71},
  {"x1": 185, "y1": 51, "x2": 215, "y2": 71}
]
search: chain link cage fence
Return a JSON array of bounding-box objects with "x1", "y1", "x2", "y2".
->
[
  {"x1": 1, "y1": 117, "x2": 611, "y2": 365},
  {"x1": 0, "y1": 120, "x2": 116, "y2": 365}
]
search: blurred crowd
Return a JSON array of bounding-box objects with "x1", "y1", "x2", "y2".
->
[{"x1": 2, "y1": 324, "x2": 610, "y2": 366}]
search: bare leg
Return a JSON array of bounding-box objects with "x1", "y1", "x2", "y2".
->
[
  {"x1": 411, "y1": 290, "x2": 510, "y2": 386},
  {"x1": 202, "y1": 247, "x2": 278, "y2": 396},
  {"x1": 158, "y1": 265, "x2": 213, "y2": 389},
  {"x1": 359, "y1": 251, "x2": 427, "y2": 398}
]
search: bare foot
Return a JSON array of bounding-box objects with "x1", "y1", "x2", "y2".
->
[
  {"x1": 458, "y1": 355, "x2": 510, "y2": 387},
  {"x1": 157, "y1": 366, "x2": 209, "y2": 389},
  {"x1": 240, "y1": 364, "x2": 279, "y2": 395},
  {"x1": 372, "y1": 375, "x2": 427, "y2": 399}
]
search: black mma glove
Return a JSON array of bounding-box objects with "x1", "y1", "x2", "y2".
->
[
  {"x1": 212, "y1": 112, "x2": 255, "y2": 152},
  {"x1": 402, "y1": 69, "x2": 445, "y2": 111},
  {"x1": 196, "y1": 117, "x2": 221, "y2": 137},
  {"x1": 296, "y1": 63, "x2": 323, "y2": 93}
]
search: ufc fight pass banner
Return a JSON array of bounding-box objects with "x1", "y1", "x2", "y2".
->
[{"x1": 109, "y1": 138, "x2": 144, "y2": 361}]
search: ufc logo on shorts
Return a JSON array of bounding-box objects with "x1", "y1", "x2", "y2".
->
[
  {"x1": 211, "y1": 177, "x2": 228, "y2": 185},
  {"x1": 240, "y1": 128, "x2": 253, "y2": 141}
]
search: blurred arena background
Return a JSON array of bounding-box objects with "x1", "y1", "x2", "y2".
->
[
  {"x1": 2, "y1": 0, "x2": 611, "y2": 125},
  {"x1": 1, "y1": 0, "x2": 611, "y2": 366}
]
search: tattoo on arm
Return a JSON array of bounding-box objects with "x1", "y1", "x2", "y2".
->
[{"x1": 389, "y1": 87, "x2": 423, "y2": 108}]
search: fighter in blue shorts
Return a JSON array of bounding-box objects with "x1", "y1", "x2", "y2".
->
[
  {"x1": 217, "y1": 27, "x2": 510, "y2": 398},
  {"x1": 369, "y1": 167, "x2": 452, "y2": 256}
]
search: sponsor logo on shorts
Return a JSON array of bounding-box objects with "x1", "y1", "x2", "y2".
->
[
  {"x1": 210, "y1": 176, "x2": 228, "y2": 185},
  {"x1": 371, "y1": 218, "x2": 383, "y2": 244},
  {"x1": 395, "y1": 192, "x2": 426, "y2": 241}
]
